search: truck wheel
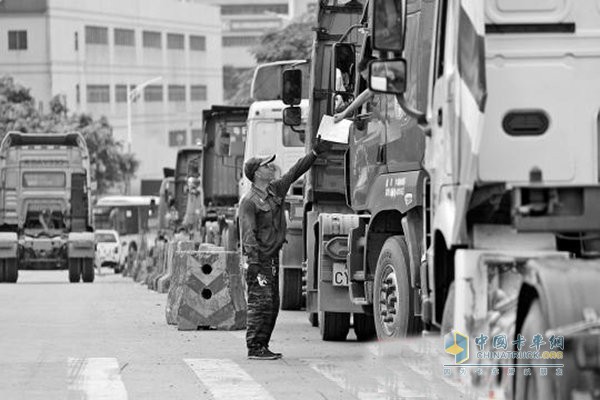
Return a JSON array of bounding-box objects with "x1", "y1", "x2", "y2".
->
[
  {"x1": 68, "y1": 259, "x2": 81, "y2": 283},
  {"x1": 514, "y1": 299, "x2": 556, "y2": 400},
  {"x1": 281, "y1": 269, "x2": 303, "y2": 310},
  {"x1": 353, "y1": 313, "x2": 376, "y2": 341},
  {"x1": 319, "y1": 311, "x2": 350, "y2": 341},
  {"x1": 373, "y1": 236, "x2": 419, "y2": 339},
  {"x1": 3, "y1": 259, "x2": 18, "y2": 283},
  {"x1": 81, "y1": 258, "x2": 95, "y2": 283},
  {"x1": 441, "y1": 282, "x2": 456, "y2": 335}
]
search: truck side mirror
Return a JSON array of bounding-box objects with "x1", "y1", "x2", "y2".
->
[
  {"x1": 282, "y1": 69, "x2": 302, "y2": 106},
  {"x1": 368, "y1": 59, "x2": 407, "y2": 94},
  {"x1": 332, "y1": 43, "x2": 356, "y2": 94},
  {"x1": 283, "y1": 106, "x2": 302, "y2": 127},
  {"x1": 371, "y1": 0, "x2": 407, "y2": 52}
]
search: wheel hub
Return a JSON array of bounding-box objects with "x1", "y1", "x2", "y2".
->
[{"x1": 378, "y1": 264, "x2": 399, "y2": 336}]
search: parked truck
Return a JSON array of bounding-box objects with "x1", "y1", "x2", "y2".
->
[
  {"x1": 369, "y1": 0, "x2": 600, "y2": 397},
  {"x1": 0, "y1": 132, "x2": 95, "y2": 283},
  {"x1": 201, "y1": 105, "x2": 248, "y2": 249},
  {"x1": 281, "y1": 0, "x2": 384, "y2": 339}
]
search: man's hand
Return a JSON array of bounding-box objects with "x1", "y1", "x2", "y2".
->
[
  {"x1": 333, "y1": 113, "x2": 345, "y2": 123},
  {"x1": 313, "y1": 136, "x2": 333, "y2": 155}
]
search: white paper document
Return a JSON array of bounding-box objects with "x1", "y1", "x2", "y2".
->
[{"x1": 317, "y1": 115, "x2": 351, "y2": 144}]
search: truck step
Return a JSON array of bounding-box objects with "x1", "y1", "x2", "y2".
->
[
  {"x1": 352, "y1": 271, "x2": 365, "y2": 281},
  {"x1": 352, "y1": 297, "x2": 369, "y2": 306}
]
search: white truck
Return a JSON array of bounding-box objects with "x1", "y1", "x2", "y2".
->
[{"x1": 369, "y1": 0, "x2": 600, "y2": 397}]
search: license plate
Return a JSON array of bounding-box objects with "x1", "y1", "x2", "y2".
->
[{"x1": 332, "y1": 262, "x2": 349, "y2": 286}]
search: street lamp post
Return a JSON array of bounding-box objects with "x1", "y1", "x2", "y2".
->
[
  {"x1": 126, "y1": 76, "x2": 162, "y2": 154},
  {"x1": 125, "y1": 76, "x2": 162, "y2": 193}
]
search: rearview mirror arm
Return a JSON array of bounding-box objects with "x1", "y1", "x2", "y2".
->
[{"x1": 395, "y1": 93, "x2": 427, "y2": 126}]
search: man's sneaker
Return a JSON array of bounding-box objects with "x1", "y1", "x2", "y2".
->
[
  {"x1": 248, "y1": 347, "x2": 278, "y2": 360},
  {"x1": 265, "y1": 347, "x2": 282, "y2": 359}
]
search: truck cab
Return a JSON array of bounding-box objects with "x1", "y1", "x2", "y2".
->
[{"x1": 0, "y1": 132, "x2": 95, "y2": 283}]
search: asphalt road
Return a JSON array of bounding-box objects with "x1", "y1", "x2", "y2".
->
[{"x1": 0, "y1": 269, "x2": 486, "y2": 400}]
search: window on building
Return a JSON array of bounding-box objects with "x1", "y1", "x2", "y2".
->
[
  {"x1": 8, "y1": 30, "x2": 27, "y2": 50},
  {"x1": 85, "y1": 26, "x2": 108, "y2": 45},
  {"x1": 191, "y1": 129, "x2": 202, "y2": 145},
  {"x1": 168, "y1": 85, "x2": 186, "y2": 102},
  {"x1": 74, "y1": 32, "x2": 78, "y2": 51},
  {"x1": 87, "y1": 85, "x2": 110, "y2": 103},
  {"x1": 221, "y1": 4, "x2": 288, "y2": 15},
  {"x1": 167, "y1": 33, "x2": 184, "y2": 50},
  {"x1": 76, "y1": 84, "x2": 80, "y2": 104},
  {"x1": 115, "y1": 85, "x2": 128, "y2": 103},
  {"x1": 143, "y1": 31, "x2": 161, "y2": 48},
  {"x1": 189, "y1": 35, "x2": 206, "y2": 51},
  {"x1": 144, "y1": 85, "x2": 163, "y2": 102},
  {"x1": 168, "y1": 130, "x2": 187, "y2": 147},
  {"x1": 114, "y1": 28, "x2": 135, "y2": 46},
  {"x1": 222, "y1": 36, "x2": 259, "y2": 47},
  {"x1": 190, "y1": 85, "x2": 207, "y2": 101}
]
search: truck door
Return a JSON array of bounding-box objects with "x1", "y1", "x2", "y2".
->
[
  {"x1": 385, "y1": 2, "x2": 427, "y2": 174},
  {"x1": 70, "y1": 173, "x2": 88, "y2": 231},
  {"x1": 348, "y1": 93, "x2": 388, "y2": 209},
  {"x1": 427, "y1": 0, "x2": 486, "y2": 242}
]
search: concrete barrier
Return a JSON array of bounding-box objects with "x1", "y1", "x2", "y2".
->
[
  {"x1": 165, "y1": 241, "x2": 202, "y2": 324},
  {"x1": 176, "y1": 249, "x2": 246, "y2": 331},
  {"x1": 147, "y1": 242, "x2": 166, "y2": 290},
  {"x1": 156, "y1": 241, "x2": 178, "y2": 294}
]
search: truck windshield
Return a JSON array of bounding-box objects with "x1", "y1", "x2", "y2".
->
[
  {"x1": 22, "y1": 172, "x2": 66, "y2": 188},
  {"x1": 95, "y1": 233, "x2": 117, "y2": 243}
]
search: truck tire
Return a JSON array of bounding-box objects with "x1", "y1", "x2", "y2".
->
[
  {"x1": 309, "y1": 312, "x2": 318, "y2": 327},
  {"x1": 319, "y1": 311, "x2": 350, "y2": 341},
  {"x1": 514, "y1": 299, "x2": 556, "y2": 400},
  {"x1": 3, "y1": 258, "x2": 18, "y2": 283},
  {"x1": 441, "y1": 281, "x2": 456, "y2": 335},
  {"x1": 68, "y1": 258, "x2": 81, "y2": 283},
  {"x1": 281, "y1": 269, "x2": 303, "y2": 310},
  {"x1": 373, "y1": 236, "x2": 419, "y2": 339},
  {"x1": 353, "y1": 313, "x2": 376, "y2": 341},
  {"x1": 81, "y1": 258, "x2": 95, "y2": 283}
]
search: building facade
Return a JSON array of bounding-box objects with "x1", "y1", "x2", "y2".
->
[
  {"x1": 0, "y1": 0, "x2": 223, "y2": 194},
  {"x1": 197, "y1": 0, "x2": 316, "y2": 68}
]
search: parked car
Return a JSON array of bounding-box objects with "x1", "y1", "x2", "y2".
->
[{"x1": 94, "y1": 230, "x2": 122, "y2": 273}]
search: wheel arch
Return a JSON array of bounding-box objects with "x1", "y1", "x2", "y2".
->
[{"x1": 365, "y1": 209, "x2": 404, "y2": 280}]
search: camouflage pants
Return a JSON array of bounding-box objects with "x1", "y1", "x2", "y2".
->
[{"x1": 246, "y1": 257, "x2": 280, "y2": 350}]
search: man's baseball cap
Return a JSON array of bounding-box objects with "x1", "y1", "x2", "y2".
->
[{"x1": 244, "y1": 154, "x2": 276, "y2": 181}]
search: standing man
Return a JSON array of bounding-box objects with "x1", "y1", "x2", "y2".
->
[{"x1": 240, "y1": 138, "x2": 332, "y2": 360}]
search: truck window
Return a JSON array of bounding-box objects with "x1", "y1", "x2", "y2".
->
[
  {"x1": 22, "y1": 172, "x2": 66, "y2": 188},
  {"x1": 282, "y1": 124, "x2": 306, "y2": 147}
]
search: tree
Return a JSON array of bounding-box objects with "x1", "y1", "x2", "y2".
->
[
  {"x1": 0, "y1": 75, "x2": 139, "y2": 194},
  {"x1": 224, "y1": 11, "x2": 316, "y2": 105}
]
